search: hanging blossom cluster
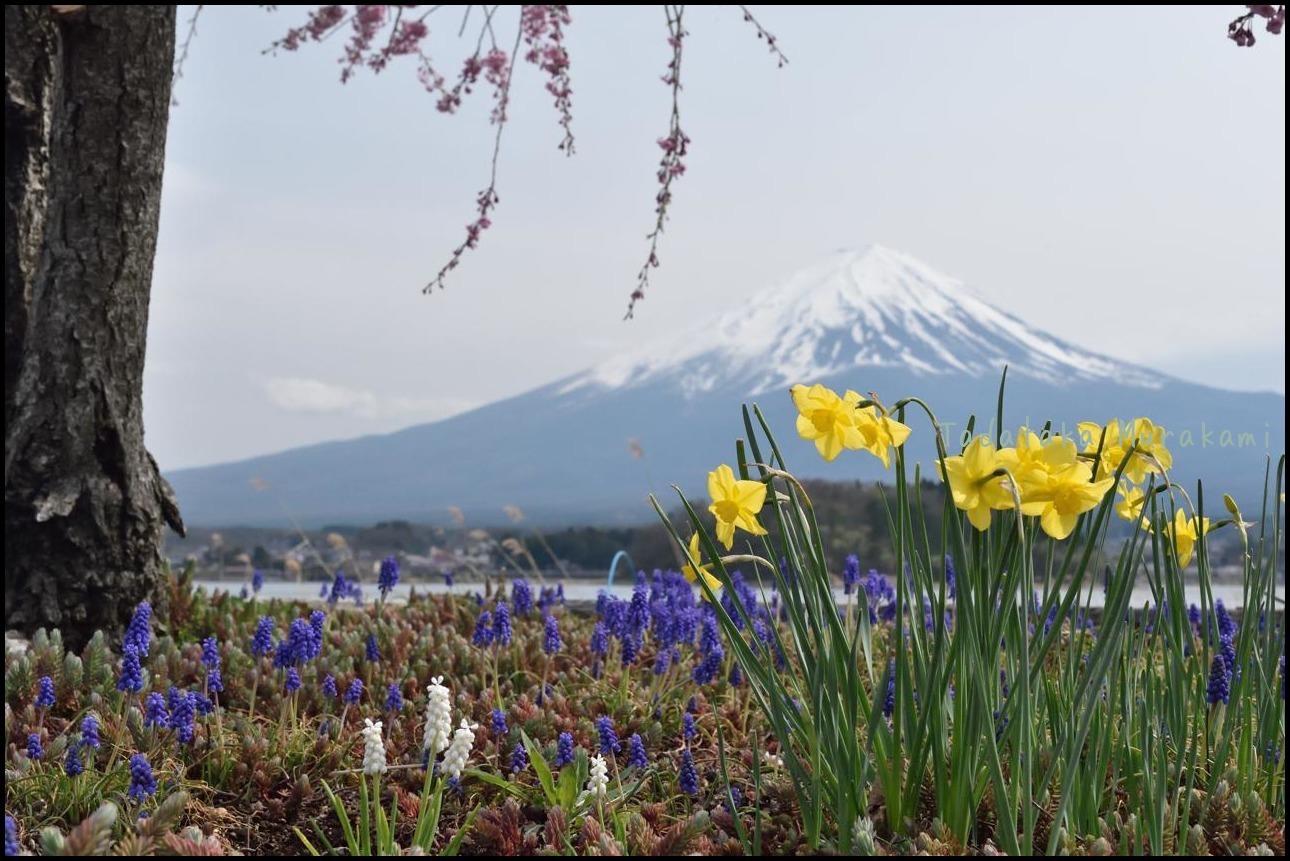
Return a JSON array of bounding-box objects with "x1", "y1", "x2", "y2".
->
[
  {"x1": 626, "y1": 4, "x2": 689, "y2": 320},
  {"x1": 267, "y1": 5, "x2": 786, "y2": 312},
  {"x1": 521, "y1": 5, "x2": 574, "y2": 152},
  {"x1": 1228, "y1": 4, "x2": 1285, "y2": 45},
  {"x1": 273, "y1": 5, "x2": 424, "y2": 79}
]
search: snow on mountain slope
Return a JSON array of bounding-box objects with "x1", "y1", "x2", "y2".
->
[{"x1": 562, "y1": 244, "x2": 1166, "y2": 397}]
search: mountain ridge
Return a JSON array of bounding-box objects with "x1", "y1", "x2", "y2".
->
[
  {"x1": 165, "y1": 246, "x2": 1285, "y2": 527},
  {"x1": 562, "y1": 244, "x2": 1167, "y2": 397}
]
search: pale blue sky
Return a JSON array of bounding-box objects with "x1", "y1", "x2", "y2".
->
[{"x1": 147, "y1": 5, "x2": 1285, "y2": 469}]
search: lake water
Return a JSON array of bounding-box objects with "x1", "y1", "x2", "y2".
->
[{"x1": 196, "y1": 579, "x2": 1283, "y2": 610}]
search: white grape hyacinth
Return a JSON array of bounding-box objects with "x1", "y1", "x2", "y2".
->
[
  {"x1": 586, "y1": 753, "x2": 609, "y2": 800},
  {"x1": 423, "y1": 675, "x2": 452, "y2": 758},
  {"x1": 441, "y1": 718, "x2": 477, "y2": 780},
  {"x1": 360, "y1": 718, "x2": 387, "y2": 775}
]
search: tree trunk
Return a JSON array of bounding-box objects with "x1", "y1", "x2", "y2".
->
[{"x1": 5, "y1": 5, "x2": 183, "y2": 651}]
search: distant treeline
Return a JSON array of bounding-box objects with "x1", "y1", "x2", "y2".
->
[{"x1": 168, "y1": 477, "x2": 1262, "y2": 580}]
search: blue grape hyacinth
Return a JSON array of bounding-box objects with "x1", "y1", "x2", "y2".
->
[
  {"x1": 378, "y1": 555, "x2": 400, "y2": 599},
  {"x1": 596, "y1": 716, "x2": 621, "y2": 755},
  {"x1": 128, "y1": 753, "x2": 157, "y2": 800},
  {"x1": 628, "y1": 733, "x2": 649, "y2": 769},
  {"x1": 555, "y1": 732, "x2": 575, "y2": 767},
  {"x1": 35, "y1": 676, "x2": 55, "y2": 709},
  {"x1": 679, "y1": 748, "x2": 698, "y2": 795}
]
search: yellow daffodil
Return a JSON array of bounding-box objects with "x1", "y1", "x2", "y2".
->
[
  {"x1": 791, "y1": 384, "x2": 864, "y2": 462},
  {"x1": 938, "y1": 436, "x2": 1016, "y2": 531},
  {"x1": 999, "y1": 429, "x2": 1073, "y2": 503},
  {"x1": 1018, "y1": 456, "x2": 1114, "y2": 540},
  {"x1": 681, "y1": 533, "x2": 722, "y2": 598},
  {"x1": 1078, "y1": 418, "x2": 1173, "y2": 485},
  {"x1": 1160, "y1": 509, "x2": 1213, "y2": 569},
  {"x1": 708, "y1": 463, "x2": 768, "y2": 550},
  {"x1": 1115, "y1": 481, "x2": 1146, "y2": 524},
  {"x1": 791, "y1": 383, "x2": 911, "y2": 466},
  {"x1": 855, "y1": 408, "x2": 911, "y2": 469}
]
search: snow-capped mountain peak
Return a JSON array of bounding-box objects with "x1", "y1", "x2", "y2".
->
[{"x1": 564, "y1": 244, "x2": 1165, "y2": 397}]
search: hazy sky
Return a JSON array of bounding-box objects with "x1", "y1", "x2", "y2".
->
[{"x1": 147, "y1": 5, "x2": 1285, "y2": 470}]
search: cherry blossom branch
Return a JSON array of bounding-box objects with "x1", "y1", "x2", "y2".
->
[
  {"x1": 737, "y1": 4, "x2": 789, "y2": 67},
  {"x1": 478, "y1": 4, "x2": 503, "y2": 51},
  {"x1": 171, "y1": 5, "x2": 206, "y2": 105},
  {"x1": 377, "y1": 6, "x2": 406, "y2": 64},
  {"x1": 624, "y1": 5, "x2": 690, "y2": 320},
  {"x1": 231, "y1": 8, "x2": 1269, "y2": 317},
  {"x1": 268, "y1": 5, "x2": 351, "y2": 54},
  {"x1": 424, "y1": 8, "x2": 506, "y2": 115},
  {"x1": 1228, "y1": 4, "x2": 1285, "y2": 45},
  {"x1": 265, "y1": 6, "x2": 785, "y2": 314},
  {"x1": 424, "y1": 20, "x2": 524, "y2": 293},
  {"x1": 520, "y1": 5, "x2": 575, "y2": 154}
]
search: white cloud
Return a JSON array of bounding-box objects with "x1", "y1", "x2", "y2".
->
[{"x1": 260, "y1": 376, "x2": 477, "y2": 420}]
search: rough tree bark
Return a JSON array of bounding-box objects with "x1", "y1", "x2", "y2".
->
[{"x1": 5, "y1": 5, "x2": 184, "y2": 651}]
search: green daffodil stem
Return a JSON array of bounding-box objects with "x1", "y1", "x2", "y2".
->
[{"x1": 247, "y1": 665, "x2": 260, "y2": 728}]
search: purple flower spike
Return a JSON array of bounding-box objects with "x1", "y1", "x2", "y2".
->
[
  {"x1": 679, "y1": 747, "x2": 698, "y2": 795},
  {"x1": 595, "y1": 716, "x2": 621, "y2": 755},
  {"x1": 128, "y1": 753, "x2": 157, "y2": 800},
  {"x1": 36, "y1": 676, "x2": 55, "y2": 709},
  {"x1": 628, "y1": 733, "x2": 648, "y2": 769},
  {"x1": 555, "y1": 732, "x2": 575, "y2": 767}
]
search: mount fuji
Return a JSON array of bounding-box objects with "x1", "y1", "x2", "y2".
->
[{"x1": 166, "y1": 245, "x2": 1285, "y2": 527}]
